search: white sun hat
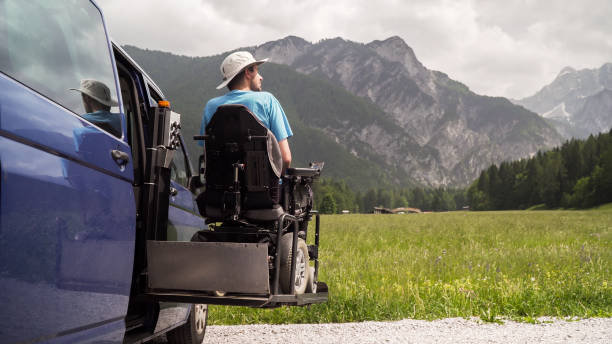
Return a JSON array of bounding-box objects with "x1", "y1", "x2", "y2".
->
[
  {"x1": 70, "y1": 79, "x2": 118, "y2": 107},
  {"x1": 216, "y1": 51, "x2": 268, "y2": 90}
]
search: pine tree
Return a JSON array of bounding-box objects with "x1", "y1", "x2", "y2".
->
[
  {"x1": 362, "y1": 189, "x2": 377, "y2": 213},
  {"x1": 319, "y1": 194, "x2": 337, "y2": 214},
  {"x1": 592, "y1": 147, "x2": 612, "y2": 204}
]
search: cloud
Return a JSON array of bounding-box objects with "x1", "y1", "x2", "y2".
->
[{"x1": 96, "y1": 0, "x2": 612, "y2": 99}]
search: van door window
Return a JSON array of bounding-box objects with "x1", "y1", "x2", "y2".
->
[{"x1": 0, "y1": 0, "x2": 122, "y2": 137}]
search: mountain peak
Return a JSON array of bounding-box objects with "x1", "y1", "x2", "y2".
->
[
  {"x1": 557, "y1": 66, "x2": 576, "y2": 78},
  {"x1": 279, "y1": 35, "x2": 310, "y2": 47},
  {"x1": 367, "y1": 36, "x2": 424, "y2": 78},
  {"x1": 600, "y1": 62, "x2": 612, "y2": 73},
  {"x1": 384, "y1": 35, "x2": 409, "y2": 47},
  {"x1": 368, "y1": 36, "x2": 410, "y2": 51},
  {"x1": 378, "y1": 35, "x2": 406, "y2": 45},
  {"x1": 255, "y1": 36, "x2": 312, "y2": 65},
  {"x1": 259, "y1": 35, "x2": 311, "y2": 49},
  {"x1": 517, "y1": 62, "x2": 612, "y2": 139}
]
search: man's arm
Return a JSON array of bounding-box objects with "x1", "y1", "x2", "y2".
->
[{"x1": 278, "y1": 138, "x2": 292, "y2": 172}]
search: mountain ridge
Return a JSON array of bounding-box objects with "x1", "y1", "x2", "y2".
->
[
  {"x1": 516, "y1": 63, "x2": 612, "y2": 139},
  {"x1": 122, "y1": 45, "x2": 416, "y2": 191},
  {"x1": 250, "y1": 35, "x2": 561, "y2": 185},
  {"x1": 124, "y1": 35, "x2": 562, "y2": 187}
]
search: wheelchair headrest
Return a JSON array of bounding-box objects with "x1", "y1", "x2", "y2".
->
[{"x1": 205, "y1": 104, "x2": 283, "y2": 177}]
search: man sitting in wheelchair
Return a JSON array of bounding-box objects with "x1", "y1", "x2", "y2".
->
[{"x1": 193, "y1": 51, "x2": 325, "y2": 297}]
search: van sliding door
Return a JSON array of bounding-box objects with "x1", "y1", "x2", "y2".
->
[{"x1": 0, "y1": 1, "x2": 136, "y2": 342}]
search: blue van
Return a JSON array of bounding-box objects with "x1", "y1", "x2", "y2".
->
[
  {"x1": 0, "y1": 1, "x2": 207, "y2": 342},
  {"x1": 0, "y1": 1, "x2": 328, "y2": 343}
]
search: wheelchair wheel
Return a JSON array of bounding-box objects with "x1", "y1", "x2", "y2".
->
[{"x1": 279, "y1": 234, "x2": 309, "y2": 295}]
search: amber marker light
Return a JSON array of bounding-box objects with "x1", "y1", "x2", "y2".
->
[{"x1": 158, "y1": 100, "x2": 171, "y2": 108}]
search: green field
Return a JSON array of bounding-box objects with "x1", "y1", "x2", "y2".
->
[{"x1": 209, "y1": 207, "x2": 612, "y2": 324}]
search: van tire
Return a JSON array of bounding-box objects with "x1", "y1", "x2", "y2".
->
[{"x1": 166, "y1": 304, "x2": 207, "y2": 344}]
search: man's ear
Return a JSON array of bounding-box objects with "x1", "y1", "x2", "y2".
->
[{"x1": 244, "y1": 66, "x2": 255, "y2": 80}]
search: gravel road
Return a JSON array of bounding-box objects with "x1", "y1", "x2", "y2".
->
[{"x1": 198, "y1": 317, "x2": 612, "y2": 344}]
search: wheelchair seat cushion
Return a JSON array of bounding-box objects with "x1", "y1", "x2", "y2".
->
[{"x1": 244, "y1": 205, "x2": 285, "y2": 223}]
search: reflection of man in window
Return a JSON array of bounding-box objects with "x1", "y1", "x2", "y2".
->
[{"x1": 70, "y1": 79, "x2": 121, "y2": 137}]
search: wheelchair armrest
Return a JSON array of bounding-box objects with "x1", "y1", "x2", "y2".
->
[{"x1": 285, "y1": 167, "x2": 320, "y2": 177}]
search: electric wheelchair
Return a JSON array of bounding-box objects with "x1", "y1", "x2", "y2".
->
[{"x1": 193, "y1": 104, "x2": 326, "y2": 301}]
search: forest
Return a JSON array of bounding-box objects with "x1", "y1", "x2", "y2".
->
[
  {"x1": 313, "y1": 180, "x2": 466, "y2": 214},
  {"x1": 467, "y1": 128, "x2": 612, "y2": 210},
  {"x1": 314, "y1": 128, "x2": 612, "y2": 213}
]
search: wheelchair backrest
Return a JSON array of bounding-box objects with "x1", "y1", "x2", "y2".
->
[{"x1": 201, "y1": 104, "x2": 282, "y2": 220}]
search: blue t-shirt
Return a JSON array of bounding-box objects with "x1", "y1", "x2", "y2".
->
[
  {"x1": 199, "y1": 90, "x2": 292, "y2": 146},
  {"x1": 81, "y1": 110, "x2": 122, "y2": 138}
]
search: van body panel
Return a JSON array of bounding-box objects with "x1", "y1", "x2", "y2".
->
[
  {"x1": 0, "y1": 1, "x2": 209, "y2": 342},
  {"x1": 0, "y1": 136, "x2": 135, "y2": 343},
  {"x1": 0, "y1": 3, "x2": 136, "y2": 338},
  {"x1": 38, "y1": 318, "x2": 126, "y2": 344}
]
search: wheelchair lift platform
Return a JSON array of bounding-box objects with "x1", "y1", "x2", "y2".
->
[
  {"x1": 145, "y1": 240, "x2": 328, "y2": 308},
  {"x1": 144, "y1": 283, "x2": 328, "y2": 308},
  {"x1": 143, "y1": 105, "x2": 329, "y2": 308}
]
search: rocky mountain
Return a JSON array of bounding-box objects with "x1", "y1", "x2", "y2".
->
[
  {"x1": 515, "y1": 63, "x2": 612, "y2": 139},
  {"x1": 252, "y1": 36, "x2": 562, "y2": 185},
  {"x1": 123, "y1": 46, "x2": 417, "y2": 191},
  {"x1": 125, "y1": 35, "x2": 562, "y2": 187}
]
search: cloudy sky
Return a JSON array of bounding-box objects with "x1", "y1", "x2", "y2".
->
[{"x1": 97, "y1": 0, "x2": 611, "y2": 99}]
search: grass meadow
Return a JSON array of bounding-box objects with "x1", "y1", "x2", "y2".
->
[{"x1": 209, "y1": 205, "x2": 612, "y2": 324}]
